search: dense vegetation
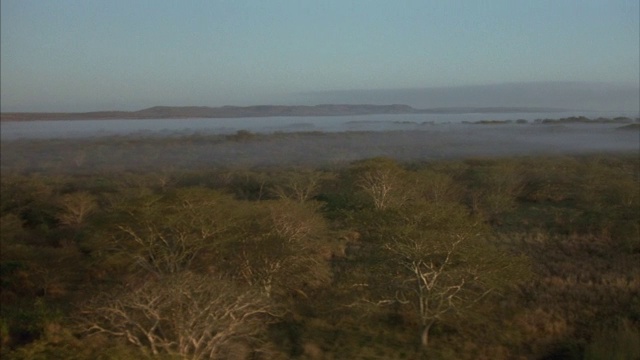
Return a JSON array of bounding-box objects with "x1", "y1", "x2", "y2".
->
[{"x1": 1, "y1": 152, "x2": 639, "y2": 359}]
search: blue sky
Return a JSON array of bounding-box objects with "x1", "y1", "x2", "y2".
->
[{"x1": 1, "y1": 0, "x2": 639, "y2": 112}]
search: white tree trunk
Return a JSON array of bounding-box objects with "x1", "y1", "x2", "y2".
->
[{"x1": 421, "y1": 322, "x2": 433, "y2": 347}]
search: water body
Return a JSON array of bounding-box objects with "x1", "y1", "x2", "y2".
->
[{"x1": 2, "y1": 111, "x2": 637, "y2": 140}]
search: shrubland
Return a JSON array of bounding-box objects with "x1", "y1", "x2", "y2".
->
[{"x1": 1, "y1": 149, "x2": 638, "y2": 359}]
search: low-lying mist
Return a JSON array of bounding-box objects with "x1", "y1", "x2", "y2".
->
[{"x1": 1, "y1": 121, "x2": 638, "y2": 173}]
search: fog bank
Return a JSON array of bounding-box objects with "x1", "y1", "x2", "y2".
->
[{"x1": 2, "y1": 123, "x2": 637, "y2": 172}]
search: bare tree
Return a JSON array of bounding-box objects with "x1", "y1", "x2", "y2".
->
[
  {"x1": 81, "y1": 272, "x2": 279, "y2": 360},
  {"x1": 56, "y1": 191, "x2": 97, "y2": 228},
  {"x1": 113, "y1": 189, "x2": 238, "y2": 275},
  {"x1": 232, "y1": 200, "x2": 332, "y2": 298},
  {"x1": 229, "y1": 170, "x2": 271, "y2": 201},
  {"x1": 466, "y1": 162, "x2": 526, "y2": 218},
  {"x1": 351, "y1": 203, "x2": 528, "y2": 347},
  {"x1": 270, "y1": 169, "x2": 328, "y2": 203},
  {"x1": 414, "y1": 169, "x2": 463, "y2": 205},
  {"x1": 80, "y1": 189, "x2": 291, "y2": 358},
  {"x1": 352, "y1": 158, "x2": 412, "y2": 210},
  {"x1": 384, "y1": 232, "x2": 491, "y2": 346}
]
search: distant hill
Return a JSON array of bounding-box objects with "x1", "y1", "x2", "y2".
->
[
  {"x1": 299, "y1": 82, "x2": 640, "y2": 112},
  {"x1": 0, "y1": 104, "x2": 569, "y2": 121}
]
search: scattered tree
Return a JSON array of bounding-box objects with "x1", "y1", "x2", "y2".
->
[
  {"x1": 56, "y1": 191, "x2": 97, "y2": 228},
  {"x1": 270, "y1": 169, "x2": 328, "y2": 203},
  {"x1": 351, "y1": 158, "x2": 413, "y2": 210},
  {"x1": 110, "y1": 188, "x2": 239, "y2": 276},
  {"x1": 230, "y1": 200, "x2": 332, "y2": 298}
]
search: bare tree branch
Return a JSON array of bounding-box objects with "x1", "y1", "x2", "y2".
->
[{"x1": 79, "y1": 272, "x2": 280, "y2": 360}]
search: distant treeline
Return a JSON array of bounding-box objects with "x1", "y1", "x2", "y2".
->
[{"x1": 463, "y1": 115, "x2": 639, "y2": 125}]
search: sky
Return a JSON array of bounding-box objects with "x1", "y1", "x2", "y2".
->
[{"x1": 1, "y1": 0, "x2": 639, "y2": 112}]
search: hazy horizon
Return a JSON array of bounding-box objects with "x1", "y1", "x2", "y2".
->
[
  {"x1": 294, "y1": 81, "x2": 640, "y2": 113},
  {"x1": 2, "y1": 81, "x2": 638, "y2": 114},
  {"x1": 1, "y1": 1, "x2": 638, "y2": 113}
]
